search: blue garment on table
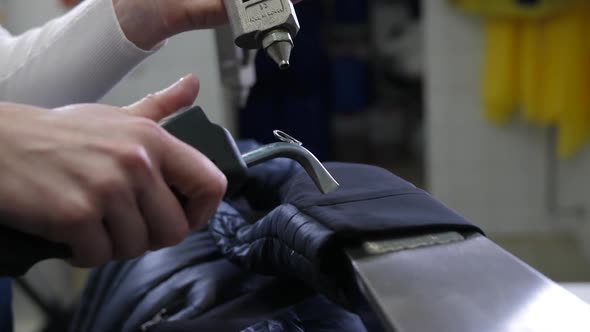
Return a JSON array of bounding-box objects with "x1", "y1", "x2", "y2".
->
[
  {"x1": 0, "y1": 278, "x2": 12, "y2": 332},
  {"x1": 70, "y1": 142, "x2": 481, "y2": 332}
]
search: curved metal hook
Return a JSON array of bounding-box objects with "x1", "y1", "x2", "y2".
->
[
  {"x1": 242, "y1": 142, "x2": 339, "y2": 194},
  {"x1": 273, "y1": 130, "x2": 303, "y2": 146}
]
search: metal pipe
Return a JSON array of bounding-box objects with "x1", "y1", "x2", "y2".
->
[{"x1": 242, "y1": 142, "x2": 340, "y2": 194}]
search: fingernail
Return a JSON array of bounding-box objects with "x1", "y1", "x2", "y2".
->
[
  {"x1": 172, "y1": 74, "x2": 195, "y2": 88},
  {"x1": 156, "y1": 77, "x2": 184, "y2": 95},
  {"x1": 172, "y1": 76, "x2": 186, "y2": 88}
]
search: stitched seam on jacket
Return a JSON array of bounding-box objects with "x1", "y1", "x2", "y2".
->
[
  {"x1": 298, "y1": 205, "x2": 468, "y2": 227},
  {"x1": 212, "y1": 209, "x2": 330, "y2": 266},
  {"x1": 245, "y1": 236, "x2": 311, "y2": 260},
  {"x1": 297, "y1": 191, "x2": 428, "y2": 209},
  {"x1": 289, "y1": 217, "x2": 312, "y2": 251}
]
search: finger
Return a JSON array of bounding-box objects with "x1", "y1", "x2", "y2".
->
[
  {"x1": 159, "y1": 135, "x2": 227, "y2": 229},
  {"x1": 183, "y1": 1, "x2": 229, "y2": 29},
  {"x1": 123, "y1": 74, "x2": 200, "y2": 121},
  {"x1": 68, "y1": 220, "x2": 113, "y2": 267},
  {"x1": 138, "y1": 173, "x2": 190, "y2": 250},
  {"x1": 103, "y1": 192, "x2": 149, "y2": 259}
]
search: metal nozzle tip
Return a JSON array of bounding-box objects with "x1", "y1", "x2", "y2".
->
[
  {"x1": 261, "y1": 29, "x2": 294, "y2": 70},
  {"x1": 266, "y1": 40, "x2": 293, "y2": 70},
  {"x1": 279, "y1": 60, "x2": 290, "y2": 70}
]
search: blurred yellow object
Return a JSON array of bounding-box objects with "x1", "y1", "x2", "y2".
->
[
  {"x1": 519, "y1": 21, "x2": 543, "y2": 124},
  {"x1": 454, "y1": 0, "x2": 590, "y2": 158},
  {"x1": 550, "y1": 6, "x2": 590, "y2": 158},
  {"x1": 482, "y1": 19, "x2": 520, "y2": 124},
  {"x1": 451, "y1": 0, "x2": 572, "y2": 18}
]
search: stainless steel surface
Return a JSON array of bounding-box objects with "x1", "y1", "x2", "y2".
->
[
  {"x1": 261, "y1": 29, "x2": 293, "y2": 49},
  {"x1": 223, "y1": 0, "x2": 299, "y2": 68},
  {"x1": 242, "y1": 142, "x2": 339, "y2": 194},
  {"x1": 262, "y1": 29, "x2": 293, "y2": 69},
  {"x1": 346, "y1": 234, "x2": 590, "y2": 332}
]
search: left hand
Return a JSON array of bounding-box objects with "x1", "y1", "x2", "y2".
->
[
  {"x1": 0, "y1": 74, "x2": 227, "y2": 266},
  {"x1": 112, "y1": 0, "x2": 301, "y2": 50}
]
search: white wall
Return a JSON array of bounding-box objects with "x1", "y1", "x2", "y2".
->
[{"x1": 424, "y1": 0, "x2": 579, "y2": 235}]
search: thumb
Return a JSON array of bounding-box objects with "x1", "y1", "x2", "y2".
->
[{"x1": 124, "y1": 74, "x2": 200, "y2": 121}]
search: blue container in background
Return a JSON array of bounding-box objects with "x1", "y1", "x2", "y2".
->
[
  {"x1": 279, "y1": 93, "x2": 330, "y2": 159},
  {"x1": 329, "y1": 56, "x2": 368, "y2": 114},
  {"x1": 0, "y1": 278, "x2": 12, "y2": 332},
  {"x1": 333, "y1": 0, "x2": 369, "y2": 24}
]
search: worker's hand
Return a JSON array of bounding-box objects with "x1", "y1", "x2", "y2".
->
[
  {"x1": 0, "y1": 74, "x2": 227, "y2": 267},
  {"x1": 112, "y1": 0, "x2": 301, "y2": 50}
]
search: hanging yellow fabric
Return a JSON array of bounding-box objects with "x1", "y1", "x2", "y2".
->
[
  {"x1": 450, "y1": 0, "x2": 572, "y2": 18},
  {"x1": 519, "y1": 19, "x2": 543, "y2": 124},
  {"x1": 482, "y1": 19, "x2": 520, "y2": 124},
  {"x1": 450, "y1": 0, "x2": 590, "y2": 158},
  {"x1": 551, "y1": 4, "x2": 590, "y2": 158}
]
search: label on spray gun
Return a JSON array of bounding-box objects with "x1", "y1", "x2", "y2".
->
[{"x1": 246, "y1": 0, "x2": 285, "y2": 24}]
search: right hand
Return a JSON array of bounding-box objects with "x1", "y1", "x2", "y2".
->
[
  {"x1": 0, "y1": 75, "x2": 227, "y2": 267},
  {"x1": 113, "y1": 0, "x2": 302, "y2": 50}
]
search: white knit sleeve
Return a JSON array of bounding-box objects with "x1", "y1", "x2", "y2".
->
[{"x1": 0, "y1": 0, "x2": 160, "y2": 108}]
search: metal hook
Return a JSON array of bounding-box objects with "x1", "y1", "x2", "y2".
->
[
  {"x1": 242, "y1": 142, "x2": 340, "y2": 194},
  {"x1": 273, "y1": 130, "x2": 303, "y2": 146}
]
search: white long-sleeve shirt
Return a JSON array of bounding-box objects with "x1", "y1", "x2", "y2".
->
[{"x1": 0, "y1": 0, "x2": 157, "y2": 108}]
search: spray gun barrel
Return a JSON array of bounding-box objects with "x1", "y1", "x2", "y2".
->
[{"x1": 223, "y1": 0, "x2": 300, "y2": 69}]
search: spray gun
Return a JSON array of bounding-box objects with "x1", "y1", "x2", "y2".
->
[
  {"x1": 224, "y1": 0, "x2": 300, "y2": 69},
  {"x1": 0, "y1": 106, "x2": 338, "y2": 276}
]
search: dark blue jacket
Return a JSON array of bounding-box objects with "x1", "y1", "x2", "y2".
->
[
  {"x1": 71, "y1": 154, "x2": 479, "y2": 331},
  {"x1": 0, "y1": 278, "x2": 12, "y2": 332}
]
